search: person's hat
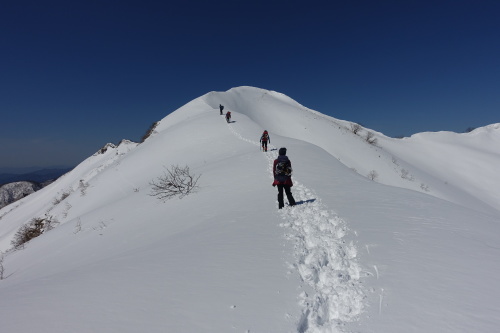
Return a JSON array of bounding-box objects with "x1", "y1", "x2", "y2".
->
[{"x1": 279, "y1": 147, "x2": 287, "y2": 156}]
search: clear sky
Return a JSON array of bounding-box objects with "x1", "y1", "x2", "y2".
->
[{"x1": 1, "y1": 0, "x2": 499, "y2": 169}]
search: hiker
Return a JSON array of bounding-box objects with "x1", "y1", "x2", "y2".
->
[
  {"x1": 272, "y1": 147, "x2": 296, "y2": 209},
  {"x1": 260, "y1": 130, "x2": 270, "y2": 152},
  {"x1": 219, "y1": 104, "x2": 224, "y2": 115},
  {"x1": 225, "y1": 111, "x2": 231, "y2": 123}
]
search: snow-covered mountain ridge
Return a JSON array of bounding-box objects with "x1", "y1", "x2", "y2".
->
[
  {"x1": 0, "y1": 86, "x2": 499, "y2": 333},
  {"x1": 0, "y1": 181, "x2": 42, "y2": 209},
  {"x1": 202, "y1": 87, "x2": 500, "y2": 215}
]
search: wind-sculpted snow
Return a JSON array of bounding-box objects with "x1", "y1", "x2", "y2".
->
[{"x1": 226, "y1": 116, "x2": 366, "y2": 332}]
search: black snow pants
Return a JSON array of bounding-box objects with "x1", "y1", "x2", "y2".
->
[
  {"x1": 277, "y1": 184, "x2": 296, "y2": 209},
  {"x1": 261, "y1": 140, "x2": 268, "y2": 151}
]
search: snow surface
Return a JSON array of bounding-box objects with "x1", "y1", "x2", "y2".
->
[{"x1": 0, "y1": 86, "x2": 499, "y2": 332}]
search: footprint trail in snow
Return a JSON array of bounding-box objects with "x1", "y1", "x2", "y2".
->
[{"x1": 227, "y1": 120, "x2": 366, "y2": 333}]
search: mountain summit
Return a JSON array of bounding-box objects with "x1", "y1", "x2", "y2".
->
[{"x1": 1, "y1": 86, "x2": 499, "y2": 332}]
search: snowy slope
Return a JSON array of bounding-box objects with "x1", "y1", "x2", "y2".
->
[
  {"x1": 0, "y1": 86, "x2": 499, "y2": 333},
  {"x1": 380, "y1": 125, "x2": 500, "y2": 215},
  {"x1": 205, "y1": 87, "x2": 500, "y2": 216}
]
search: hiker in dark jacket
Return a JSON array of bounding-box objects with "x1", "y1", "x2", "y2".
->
[
  {"x1": 225, "y1": 111, "x2": 231, "y2": 123},
  {"x1": 272, "y1": 147, "x2": 296, "y2": 209},
  {"x1": 260, "y1": 130, "x2": 270, "y2": 152},
  {"x1": 219, "y1": 104, "x2": 224, "y2": 115}
]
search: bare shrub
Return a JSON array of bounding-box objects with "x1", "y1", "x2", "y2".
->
[
  {"x1": 365, "y1": 132, "x2": 378, "y2": 145},
  {"x1": 93, "y1": 221, "x2": 107, "y2": 231},
  {"x1": 350, "y1": 123, "x2": 362, "y2": 134},
  {"x1": 53, "y1": 191, "x2": 71, "y2": 205},
  {"x1": 150, "y1": 165, "x2": 201, "y2": 201},
  {"x1": 44, "y1": 214, "x2": 59, "y2": 231},
  {"x1": 11, "y1": 215, "x2": 59, "y2": 249},
  {"x1": 62, "y1": 202, "x2": 72, "y2": 218},
  {"x1": 79, "y1": 180, "x2": 90, "y2": 196},
  {"x1": 12, "y1": 218, "x2": 44, "y2": 249},
  {"x1": 401, "y1": 169, "x2": 415, "y2": 181},
  {"x1": 74, "y1": 218, "x2": 83, "y2": 234},
  {"x1": 368, "y1": 170, "x2": 378, "y2": 181}
]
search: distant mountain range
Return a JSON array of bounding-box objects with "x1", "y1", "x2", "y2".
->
[
  {"x1": 0, "y1": 167, "x2": 73, "y2": 186},
  {"x1": 0, "y1": 181, "x2": 43, "y2": 209}
]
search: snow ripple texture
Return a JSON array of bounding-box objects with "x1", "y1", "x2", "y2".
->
[{"x1": 226, "y1": 119, "x2": 366, "y2": 332}]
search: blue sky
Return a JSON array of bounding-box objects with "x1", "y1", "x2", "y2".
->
[{"x1": 1, "y1": 0, "x2": 499, "y2": 169}]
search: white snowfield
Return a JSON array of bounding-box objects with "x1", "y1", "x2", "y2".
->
[{"x1": 0, "y1": 86, "x2": 499, "y2": 333}]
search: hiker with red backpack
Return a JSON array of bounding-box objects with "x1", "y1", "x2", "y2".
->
[
  {"x1": 260, "y1": 130, "x2": 270, "y2": 152},
  {"x1": 272, "y1": 147, "x2": 296, "y2": 209},
  {"x1": 225, "y1": 111, "x2": 231, "y2": 123}
]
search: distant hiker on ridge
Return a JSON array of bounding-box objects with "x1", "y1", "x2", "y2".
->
[
  {"x1": 272, "y1": 147, "x2": 296, "y2": 209},
  {"x1": 219, "y1": 104, "x2": 224, "y2": 115},
  {"x1": 260, "y1": 130, "x2": 270, "y2": 152},
  {"x1": 225, "y1": 111, "x2": 231, "y2": 123}
]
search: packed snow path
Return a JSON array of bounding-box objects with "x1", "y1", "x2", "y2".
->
[{"x1": 226, "y1": 116, "x2": 366, "y2": 332}]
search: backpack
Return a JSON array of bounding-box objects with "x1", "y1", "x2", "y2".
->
[
  {"x1": 262, "y1": 132, "x2": 269, "y2": 141},
  {"x1": 275, "y1": 160, "x2": 292, "y2": 176}
]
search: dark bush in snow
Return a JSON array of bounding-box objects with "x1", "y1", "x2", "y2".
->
[
  {"x1": 11, "y1": 216, "x2": 59, "y2": 249},
  {"x1": 368, "y1": 170, "x2": 378, "y2": 181},
  {"x1": 350, "y1": 122, "x2": 362, "y2": 134},
  {"x1": 365, "y1": 131, "x2": 378, "y2": 145},
  {"x1": 150, "y1": 165, "x2": 200, "y2": 201}
]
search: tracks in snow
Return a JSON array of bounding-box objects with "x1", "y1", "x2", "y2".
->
[{"x1": 226, "y1": 120, "x2": 366, "y2": 333}]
